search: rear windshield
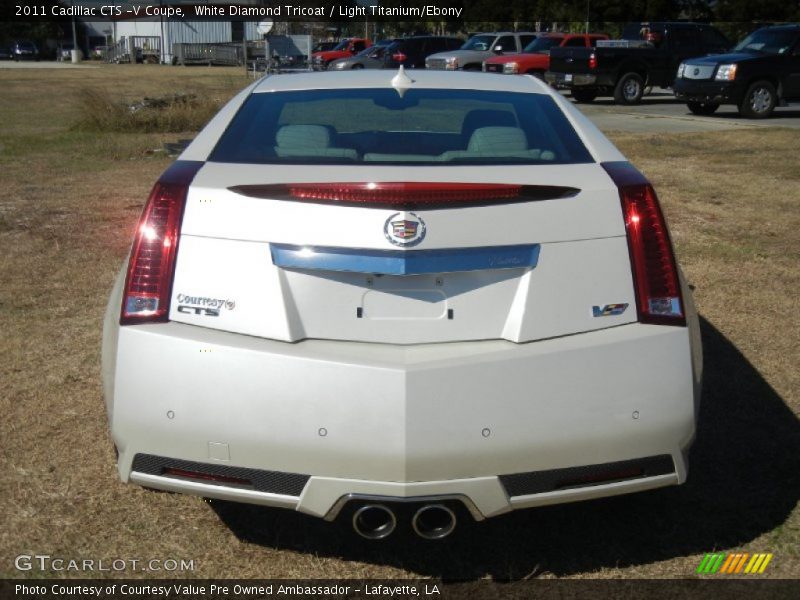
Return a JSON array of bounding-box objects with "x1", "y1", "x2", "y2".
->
[
  {"x1": 523, "y1": 37, "x2": 564, "y2": 53},
  {"x1": 210, "y1": 88, "x2": 593, "y2": 166},
  {"x1": 461, "y1": 35, "x2": 496, "y2": 51},
  {"x1": 734, "y1": 29, "x2": 799, "y2": 55}
]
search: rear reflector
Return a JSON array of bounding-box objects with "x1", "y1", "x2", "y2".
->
[
  {"x1": 163, "y1": 467, "x2": 251, "y2": 487},
  {"x1": 602, "y1": 161, "x2": 685, "y2": 326},
  {"x1": 229, "y1": 182, "x2": 579, "y2": 209},
  {"x1": 500, "y1": 455, "x2": 675, "y2": 497},
  {"x1": 120, "y1": 161, "x2": 203, "y2": 325},
  {"x1": 556, "y1": 467, "x2": 644, "y2": 489}
]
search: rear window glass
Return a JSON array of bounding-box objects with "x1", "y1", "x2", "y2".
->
[{"x1": 210, "y1": 88, "x2": 593, "y2": 166}]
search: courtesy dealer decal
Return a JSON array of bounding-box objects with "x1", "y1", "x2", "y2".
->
[{"x1": 176, "y1": 294, "x2": 235, "y2": 317}]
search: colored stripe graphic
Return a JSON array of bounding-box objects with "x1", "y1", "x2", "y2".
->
[
  {"x1": 722, "y1": 553, "x2": 739, "y2": 573},
  {"x1": 734, "y1": 553, "x2": 749, "y2": 573},
  {"x1": 698, "y1": 553, "x2": 773, "y2": 574},
  {"x1": 719, "y1": 554, "x2": 735, "y2": 573},
  {"x1": 711, "y1": 553, "x2": 725, "y2": 573},
  {"x1": 745, "y1": 555, "x2": 761, "y2": 573},
  {"x1": 696, "y1": 554, "x2": 712, "y2": 573},
  {"x1": 758, "y1": 554, "x2": 773, "y2": 573}
]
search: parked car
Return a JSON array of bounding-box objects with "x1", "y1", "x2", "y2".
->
[
  {"x1": 328, "y1": 37, "x2": 463, "y2": 71},
  {"x1": 12, "y1": 40, "x2": 39, "y2": 61},
  {"x1": 673, "y1": 24, "x2": 800, "y2": 118},
  {"x1": 426, "y1": 31, "x2": 539, "y2": 70},
  {"x1": 312, "y1": 41, "x2": 338, "y2": 54},
  {"x1": 483, "y1": 33, "x2": 609, "y2": 77},
  {"x1": 546, "y1": 22, "x2": 731, "y2": 104},
  {"x1": 383, "y1": 36, "x2": 463, "y2": 69},
  {"x1": 0, "y1": 47, "x2": 13, "y2": 60},
  {"x1": 330, "y1": 42, "x2": 399, "y2": 70},
  {"x1": 103, "y1": 69, "x2": 702, "y2": 541},
  {"x1": 312, "y1": 38, "x2": 371, "y2": 70}
]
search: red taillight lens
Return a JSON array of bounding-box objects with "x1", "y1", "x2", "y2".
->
[
  {"x1": 289, "y1": 182, "x2": 519, "y2": 203},
  {"x1": 588, "y1": 53, "x2": 597, "y2": 69},
  {"x1": 602, "y1": 161, "x2": 685, "y2": 326},
  {"x1": 392, "y1": 52, "x2": 407, "y2": 62},
  {"x1": 229, "y1": 182, "x2": 579, "y2": 209},
  {"x1": 120, "y1": 161, "x2": 203, "y2": 325}
]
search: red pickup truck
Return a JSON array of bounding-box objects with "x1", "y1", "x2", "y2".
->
[
  {"x1": 312, "y1": 38, "x2": 372, "y2": 70},
  {"x1": 483, "y1": 33, "x2": 608, "y2": 77}
]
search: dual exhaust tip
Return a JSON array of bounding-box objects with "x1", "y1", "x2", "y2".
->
[{"x1": 352, "y1": 503, "x2": 457, "y2": 540}]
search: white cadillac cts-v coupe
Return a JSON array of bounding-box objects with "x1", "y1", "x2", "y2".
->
[{"x1": 102, "y1": 69, "x2": 702, "y2": 540}]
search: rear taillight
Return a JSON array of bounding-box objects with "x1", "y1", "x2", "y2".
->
[
  {"x1": 120, "y1": 161, "x2": 203, "y2": 325},
  {"x1": 392, "y1": 52, "x2": 407, "y2": 62},
  {"x1": 588, "y1": 53, "x2": 597, "y2": 69},
  {"x1": 602, "y1": 161, "x2": 685, "y2": 326}
]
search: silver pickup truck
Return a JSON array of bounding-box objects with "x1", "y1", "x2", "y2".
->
[{"x1": 425, "y1": 32, "x2": 539, "y2": 71}]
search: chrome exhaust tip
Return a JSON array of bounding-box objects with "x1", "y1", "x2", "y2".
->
[
  {"x1": 412, "y1": 504, "x2": 457, "y2": 540},
  {"x1": 352, "y1": 504, "x2": 397, "y2": 540}
]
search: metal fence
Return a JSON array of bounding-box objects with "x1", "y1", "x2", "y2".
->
[
  {"x1": 172, "y1": 42, "x2": 243, "y2": 66},
  {"x1": 104, "y1": 36, "x2": 161, "y2": 63}
]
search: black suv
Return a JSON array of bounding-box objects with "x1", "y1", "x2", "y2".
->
[
  {"x1": 673, "y1": 24, "x2": 800, "y2": 118},
  {"x1": 383, "y1": 36, "x2": 462, "y2": 69},
  {"x1": 547, "y1": 22, "x2": 731, "y2": 104},
  {"x1": 12, "y1": 40, "x2": 39, "y2": 61}
]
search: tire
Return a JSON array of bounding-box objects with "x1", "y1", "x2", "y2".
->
[
  {"x1": 351, "y1": 63, "x2": 364, "y2": 69},
  {"x1": 687, "y1": 101, "x2": 720, "y2": 116},
  {"x1": 739, "y1": 80, "x2": 777, "y2": 119},
  {"x1": 614, "y1": 72, "x2": 645, "y2": 105},
  {"x1": 528, "y1": 71, "x2": 545, "y2": 80},
  {"x1": 572, "y1": 89, "x2": 597, "y2": 103},
  {"x1": 462, "y1": 64, "x2": 481, "y2": 71}
]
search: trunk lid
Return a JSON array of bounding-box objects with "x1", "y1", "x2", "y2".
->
[{"x1": 169, "y1": 163, "x2": 637, "y2": 344}]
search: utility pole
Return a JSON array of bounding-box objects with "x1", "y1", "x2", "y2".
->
[
  {"x1": 585, "y1": 0, "x2": 590, "y2": 34},
  {"x1": 71, "y1": 0, "x2": 78, "y2": 53}
]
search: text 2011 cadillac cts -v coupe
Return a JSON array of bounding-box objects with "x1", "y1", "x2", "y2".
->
[{"x1": 102, "y1": 68, "x2": 702, "y2": 540}]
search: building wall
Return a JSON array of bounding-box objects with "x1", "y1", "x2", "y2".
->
[
  {"x1": 110, "y1": 20, "x2": 267, "y2": 63},
  {"x1": 166, "y1": 21, "x2": 233, "y2": 45},
  {"x1": 114, "y1": 20, "x2": 163, "y2": 39}
]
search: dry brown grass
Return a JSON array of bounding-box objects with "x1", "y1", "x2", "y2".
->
[
  {"x1": 73, "y1": 88, "x2": 224, "y2": 134},
  {"x1": 0, "y1": 65, "x2": 798, "y2": 581}
]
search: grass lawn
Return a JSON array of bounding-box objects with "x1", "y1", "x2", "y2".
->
[{"x1": 0, "y1": 64, "x2": 798, "y2": 580}]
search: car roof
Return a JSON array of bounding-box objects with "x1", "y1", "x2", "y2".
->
[
  {"x1": 398, "y1": 35, "x2": 461, "y2": 40},
  {"x1": 758, "y1": 24, "x2": 800, "y2": 31},
  {"x1": 252, "y1": 70, "x2": 549, "y2": 95},
  {"x1": 472, "y1": 32, "x2": 537, "y2": 36}
]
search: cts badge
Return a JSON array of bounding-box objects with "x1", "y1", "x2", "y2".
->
[
  {"x1": 592, "y1": 303, "x2": 629, "y2": 317},
  {"x1": 384, "y1": 212, "x2": 426, "y2": 247}
]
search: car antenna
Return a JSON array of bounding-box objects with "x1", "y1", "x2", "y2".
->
[{"x1": 391, "y1": 65, "x2": 414, "y2": 97}]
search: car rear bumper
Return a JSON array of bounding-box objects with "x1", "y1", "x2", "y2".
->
[
  {"x1": 673, "y1": 78, "x2": 742, "y2": 105},
  {"x1": 107, "y1": 321, "x2": 697, "y2": 519},
  {"x1": 545, "y1": 72, "x2": 614, "y2": 88}
]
